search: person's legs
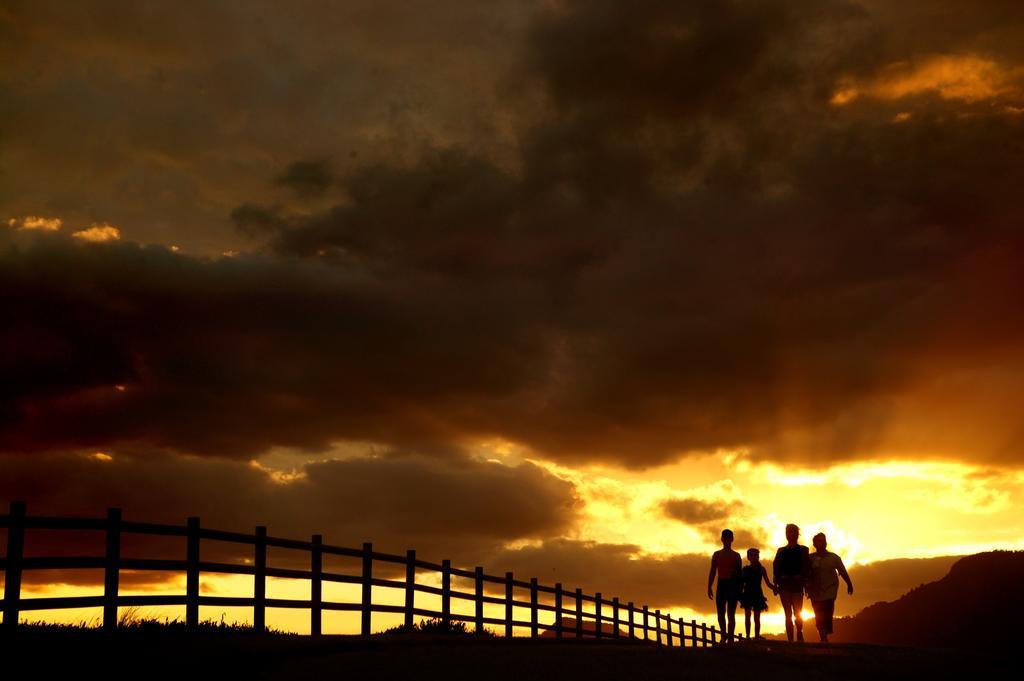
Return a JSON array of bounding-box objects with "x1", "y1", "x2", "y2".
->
[
  {"x1": 754, "y1": 610, "x2": 761, "y2": 638},
  {"x1": 727, "y1": 594, "x2": 737, "y2": 640},
  {"x1": 780, "y1": 590, "x2": 795, "y2": 642},
  {"x1": 792, "y1": 591, "x2": 804, "y2": 642},
  {"x1": 744, "y1": 608, "x2": 751, "y2": 638},
  {"x1": 822, "y1": 598, "x2": 835, "y2": 638},
  {"x1": 715, "y1": 587, "x2": 727, "y2": 635},
  {"x1": 811, "y1": 600, "x2": 828, "y2": 641}
]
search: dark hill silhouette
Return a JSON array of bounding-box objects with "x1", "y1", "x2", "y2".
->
[{"x1": 832, "y1": 551, "x2": 1024, "y2": 649}]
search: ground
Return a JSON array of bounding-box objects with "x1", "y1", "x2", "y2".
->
[{"x1": 0, "y1": 632, "x2": 1005, "y2": 680}]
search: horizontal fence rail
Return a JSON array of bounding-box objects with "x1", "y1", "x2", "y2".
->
[{"x1": 1, "y1": 501, "x2": 738, "y2": 646}]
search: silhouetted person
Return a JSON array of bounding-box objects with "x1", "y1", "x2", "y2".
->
[
  {"x1": 740, "y1": 548, "x2": 776, "y2": 640},
  {"x1": 707, "y1": 528, "x2": 742, "y2": 641},
  {"x1": 806, "y1": 532, "x2": 853, "y2": 643},
  {"x1": 773, "y1": 523, "x2": 810, "y2": 642}
]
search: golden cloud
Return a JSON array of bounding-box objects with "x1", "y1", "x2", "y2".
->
[
  {"x1": 71, "y1": 222, "x2": 121, "y2": 242},
  {"x1": 831, "y1": 54, "x2": 1022, "y2": 105},
  {"x1": 8, "y1": 215, "x2": 63, "y2": 231},
  {"x1": 741, "y1": 459, "x2": 1019, "y2": 516}
]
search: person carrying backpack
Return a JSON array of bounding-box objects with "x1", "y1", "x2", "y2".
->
[{"x1": 773, "y1": 523, "x2": 811, "y2": 642}]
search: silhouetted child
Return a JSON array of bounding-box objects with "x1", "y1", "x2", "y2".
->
[
  {"x1": 707, "y1": 529, "x2": 742, "y2": 641},
  {"x1": 740, "y1": 548, "x2": 776, "y2": 639}
]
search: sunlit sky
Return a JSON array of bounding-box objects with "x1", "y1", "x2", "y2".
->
[
  {"x1": 8, "y1": 443, "x2": 1023, "y2": 634},
  {"x1": 3, "y1": 0, "x2": 1024, "y2": 635}
]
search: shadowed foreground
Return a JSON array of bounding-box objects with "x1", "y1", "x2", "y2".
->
[{"x1": 0, "y1": 631, "x2": 1006, "y2": 680}]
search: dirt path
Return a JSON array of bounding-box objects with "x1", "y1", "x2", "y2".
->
[{"x1": 1, "y1": 632, "x2": 1005, "y2": 680}]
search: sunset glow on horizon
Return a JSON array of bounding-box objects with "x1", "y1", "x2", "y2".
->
[{"x1": 6, "y1": 442, "x2": 1022, "y2": 634}]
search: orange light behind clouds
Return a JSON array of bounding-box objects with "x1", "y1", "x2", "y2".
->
[{"x1": 831, "y1": 54, "x2": 1022, "y2": 105}]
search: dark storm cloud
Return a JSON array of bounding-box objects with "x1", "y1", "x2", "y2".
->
[
  {"x1": 3, "y1": 1, "x2": 1024, "y2": 469},
  {"x1": 661, "y1": 497, "x2": 768, "y2": 550},
  {"x1": 0, "y1": 230, "x2": 558, "y2": 457},
  {"x1": 0, "y1": 0, "x2": 532, "y2": 253},
  {"x1": 857, "y1": 0, "x2": 1024, "y2": 64},
  {"x1": 0, "y1": 449, "x2": 578, "y2": 586},
  {"x1": 662, "y1": 497, "x2": 744, "y2": 525},
  {"x1": 226, "y1": 1, "x2": 1024, "y2": 466},
  {"x1": 275, "y1": 159, "x2": 333, "y2": 199}
]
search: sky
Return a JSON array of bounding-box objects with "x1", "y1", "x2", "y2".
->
[{"x1": 2, "y1": 0, "x2": 1024, "y2": 633}]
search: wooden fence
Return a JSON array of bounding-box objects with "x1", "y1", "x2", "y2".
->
[{"x1": 1, "y1": 501, "x2": 736, "y2": 646}]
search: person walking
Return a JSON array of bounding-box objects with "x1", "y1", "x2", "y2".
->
[
  {"x1": 806, "y1": 532, "x2": 853, "y2": 642},
  {"x1": 773, "y1": 524, "x2": 810, "y2": 642},
  {"x1": 740, "y1": 548, "x2": 776, "y2": 639},
  {"x1": 707, "y1": 529, "x2": 742, "y2": 642}
]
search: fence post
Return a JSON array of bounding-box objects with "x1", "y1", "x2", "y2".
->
[
  {"x1": 627, "y1": 601, "x2": 635, "y2": 639},
  {"x1": 441, "y1": 559, "x2": 451, "y2": 629},
  {"x1": 405, "y1": 549, "x2": 416, "y2": 630},
  {"x1": 612, "y1": 597, "x2": 619, "y2": 638},
  {"x1": 655, "y1": 609, "x2": 662, "y2": 646},
  {"x1": 254, "y1": 526, "x2": 266, "y2": 633},
  {"x1": 691, "y1": 619, "x2": 698, "y2": 647},
  {"x1": 103, "y1": 507, "x2": 121, "y2": 632},
  {"x1": 679, "y1": 617, "x2": 686, "y2": 647},
  {"x1": 554, "y1": 583, "x2": 564, "y2": 639},
  {"x1": 529, "y1": 577, "x2": 538, "y2": 638},
  {"x1": 574, "y1": 588, "x2": 583, "y2": 638},
  {"x1": 3, "y1": 500, "x2": 26, "y2": 633},
  {"x1": 475, "y1": 567, "x2": 484, "y2": 636},
  {"x1": 311, "y1": 534, "x2": 322, "y2": 637},
  {"x1": 642, "y1": 605, "x2": 649, "y2": 642},
  {"x1": 186, "y1": 516, "x2": 200, "y2": 629},
  {"x1": 504, "y1": 571, "x2": 513, "y2": 638},
  {"x1": 361, "y1": 542, "x2": 373, "y2": 636},
  {"x1": 595, "y1": 593, "x2": 602, "y2": 640},
  {"x1": 700, "y1": 622, "x2": 707, "y2": 647}
]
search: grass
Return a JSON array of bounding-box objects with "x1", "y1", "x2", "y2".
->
[
  {"x1": 15, "y1": 609, "x2": 283, "y2": 636},
  {"x1": 16, "y1": 613, "x2": 487, "y2": 637},
  {"x1": 383, "y1": 616, "x2": 495, "y2": 636}
]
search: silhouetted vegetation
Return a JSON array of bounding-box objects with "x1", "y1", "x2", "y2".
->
[
  {"x1": 16, "y1": 610, "x2": 285, "y2": 636},
  {"x1": 384, "y1": 617, "x2": 495, "y2": 637}
]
